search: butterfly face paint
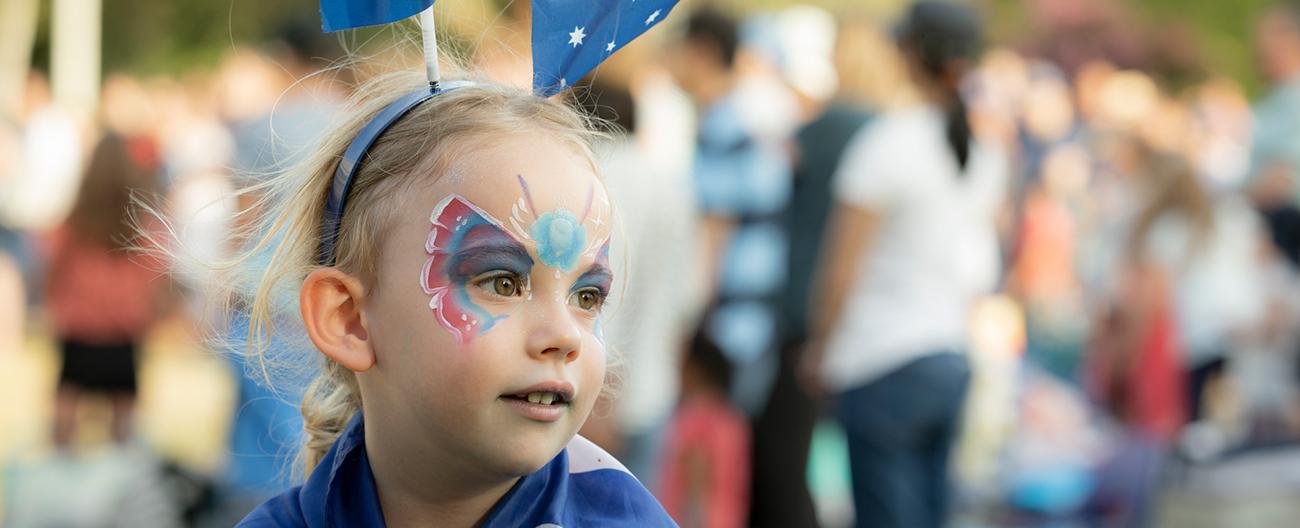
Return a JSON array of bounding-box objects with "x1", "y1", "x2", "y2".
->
[
  {"x1": 422, "y1": 195, "x2": 534, "y2": 344},
  {"x1": 421, "y1": 175, "x2": 612, "y2": 344}
]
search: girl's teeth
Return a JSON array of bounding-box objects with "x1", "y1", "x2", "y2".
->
[{"x1": 520, "y1": 391, "x2": 562, "y2": 405}]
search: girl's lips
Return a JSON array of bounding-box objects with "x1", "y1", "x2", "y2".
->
[
  {"x1": 502, "y1": 380, "x2": 576, "y2": 402},
  {"x1": 500, "y1": 396, "x2": 568, "y2": 422}
]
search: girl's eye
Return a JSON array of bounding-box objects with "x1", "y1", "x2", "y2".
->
[
  {"x1": 475, "y1": 274, "x2": 525, "y2": 297},
  {"x1": 570, "y1": 288, "x2": 606, "y2": 311},
  {"x1": 493, "y1": 277, "x2": 518, "y2": 296}
]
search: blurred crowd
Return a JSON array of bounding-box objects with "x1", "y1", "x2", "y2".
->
[{"x1": 5, "y1": 1, "x2": 1300, "y2": 527}]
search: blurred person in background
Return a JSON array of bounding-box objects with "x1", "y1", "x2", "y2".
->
[
  {"x1": 666, "y1": 8, "x2": 791, "y2": 418},
  {"x1": 1127, "y1": 153, "x2": 1265, "y2": 425},
  {"x1": 1251, "y1": 0, "x2": 1300, "y2": 267},
  {"x1": 1, "y1": 72, "x2": 84, "y2": 309},
  {"x1": 42, "y1": 133, "x2": 165, "y2": 448},
  {"x1": 1073, "y1": 67, "x2": 1153, "y2": 308},
  {"x1": 1251, "y1": 4, "x2": 1300, "y2": 452},
  {"x1": 759, "y1": 7, "x2": 906, "y2": 527},
  {"x1": 658, "y1": 334, "x2": 750, "y2": 528},
  {"x1": 803, "y1": 2, "x2": 1008, "y2": 526},
  {"x1": 666, "y1": 9, "x2": 793, "y2": 525},
  {"x1": 572, "y1": 77, "x2": 702, "y2": 487},
  {"x1": 1080, "y1": 151, "x2": 1237, "y2": 527},
  {"x1": 1007, "y1": 66, "x2": 1092, "y2": 381}
]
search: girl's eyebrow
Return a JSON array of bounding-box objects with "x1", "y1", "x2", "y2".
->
[
  {"x1": 456, "y1": 242, "x2": 533, "y2": 263},
  {"x1": 573, "y1": 264, "x2": 614, "y2": 288},
  {"x1": 448, "y1": 238, "x2": 534, "y2": 275}
]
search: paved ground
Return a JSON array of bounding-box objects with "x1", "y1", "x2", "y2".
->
[{"x1": 1159, "y1": 447, "x2": 1300, "y2": 528}]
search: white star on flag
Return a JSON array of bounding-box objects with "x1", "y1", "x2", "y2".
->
[
  {"x1": 531, "y1": 0, "x2": 680, "y2": 97},
  {"x1": 568, "y1": 26, "x2": 586, "y2": 47}
]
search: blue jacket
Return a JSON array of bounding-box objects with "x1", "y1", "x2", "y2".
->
[{"x1": 237, "y1": 414, "x2": 677, "y2": 527}]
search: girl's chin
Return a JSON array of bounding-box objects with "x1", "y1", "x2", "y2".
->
[{"x1": 479, "y1": 426, "x2": 572, "y2": 473}]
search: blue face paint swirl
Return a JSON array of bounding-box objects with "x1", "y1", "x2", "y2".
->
[
  {"x1": 575, "y1": 241, "x2": 612, "y2": 344},
  {"x1": 530, "y1": 209, "x2": 588, "y2": 272},
  {"x1": 445, "y1": 237, "x2": 535, "y2": 335}
]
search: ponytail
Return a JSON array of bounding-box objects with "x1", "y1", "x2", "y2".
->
[
  {"x1": 894, "y1": 0, "x2": 982, "y2": 174},
  {"x1": 298, "y1": 360, "x2": 361, "y2": 475},
  {"x1": 945, "y1": 91, "x2": 972, "y2": 172}
]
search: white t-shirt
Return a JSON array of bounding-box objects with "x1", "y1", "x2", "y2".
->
[
  {"x1": 821, "y1": 106, "x2": 1008, "y2": 391},
  {"x1": 1143, "y1": 197, "x2": 1265, "y2": 364}
]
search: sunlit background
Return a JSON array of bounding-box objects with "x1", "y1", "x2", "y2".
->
[{"x1": 3, "y1": 0, "x2": 1300, "y2": 526}]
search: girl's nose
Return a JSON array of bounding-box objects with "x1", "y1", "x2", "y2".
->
[{"x1": 524, "y1": 294, "x2": 582, "y2": 363}]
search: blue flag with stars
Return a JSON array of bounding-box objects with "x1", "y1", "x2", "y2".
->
[
  {"x1": 532, "y1": 0, "x2": 680, "y2": 97},
  {"x1": 320, "y1": 0, "x2": 434, "y2": 32}
]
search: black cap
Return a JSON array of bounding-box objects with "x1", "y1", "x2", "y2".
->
[{"x1": 894, "y1": 1, "x2": 984, "y2": 73}]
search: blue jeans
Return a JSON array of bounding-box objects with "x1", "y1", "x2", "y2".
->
[{"x1": 834, "y1": 353, "x2": 970, "y2": 528}]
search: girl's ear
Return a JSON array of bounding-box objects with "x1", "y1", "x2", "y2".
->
[{"x1": 301, "y1": 268, "x2": 375, "y2": 372}]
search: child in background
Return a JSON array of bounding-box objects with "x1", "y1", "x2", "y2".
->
[
  {"x1": 44, "y1": 133, "x2": 164, "y2": 447},
  {"x1": 658, "y1": 334, "x2": 751, "y2": 528},
  {"x1": 224, "y1": 72, "x2": 674, "y2": 526}
]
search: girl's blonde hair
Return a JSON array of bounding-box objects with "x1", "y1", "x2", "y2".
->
[{"x1": 218, "y1": 71, "x2": 601, "y2": 475}]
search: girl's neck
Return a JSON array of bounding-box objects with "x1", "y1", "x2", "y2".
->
[{"x1": 365, "y1": 427, "x2": 520, "y2": 527}]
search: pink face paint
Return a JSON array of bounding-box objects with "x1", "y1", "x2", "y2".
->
[{"x1": 422, "y1": 195, "x2": 534, "y2": 344}]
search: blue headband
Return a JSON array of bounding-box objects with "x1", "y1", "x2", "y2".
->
[{"x1": 317, "y1": 80, "x2": 474, "y2": 266}]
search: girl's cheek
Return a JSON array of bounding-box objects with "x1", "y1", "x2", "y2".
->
[{"x1": 584, "y1": 338, "x2": 608, "y2": 377}]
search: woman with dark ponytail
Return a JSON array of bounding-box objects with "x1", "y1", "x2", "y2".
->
[
  {"x1": 802, "y1": 2, "x2": 1007, "y2": 527},
  {"x1": 897, "y1": 0, "x2": 981, "y2": 172}
]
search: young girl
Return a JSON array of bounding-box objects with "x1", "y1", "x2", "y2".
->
[
  {"x1": 45, "y1": 133, "x2": 164, "y2": 448},
  {"x1": 230, "y1": 71, "x2": 675, "y2": 526}
]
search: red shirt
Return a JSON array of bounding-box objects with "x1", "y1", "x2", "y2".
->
[
  {"x1": 43, "y1": 226, "x2": 164, "y2": 344},
  {"x1": 657, "y1": 393, "x2": 751, "y2": 528}
]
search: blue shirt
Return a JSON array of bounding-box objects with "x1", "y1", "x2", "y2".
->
[
  {"x1": 692, "y1": 91, "x2": 792, "y2": 415},
  {"x1": 237, "y1": 414, "x2": 676, "y2": 527},
  {"x1": 694, "y1": 93, "x2": 791, "y2": 302}
]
